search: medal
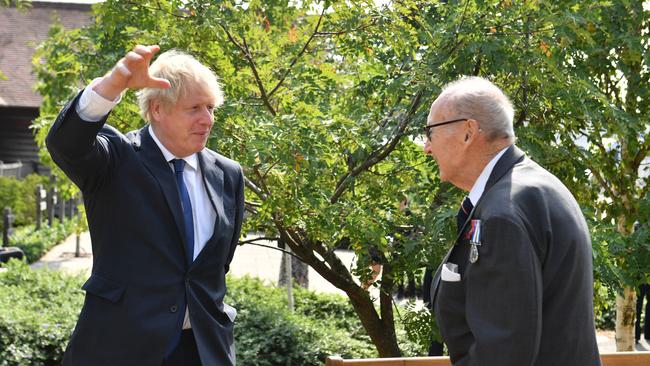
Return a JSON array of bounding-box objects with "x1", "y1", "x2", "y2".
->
[{"x1": 469, "y1": 219, "x2": 482, "y2": 263}]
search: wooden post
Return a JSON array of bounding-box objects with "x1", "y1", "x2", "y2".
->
[
  {"x1": 75, "y1": 194, "x2": 82, "y2": 257},
  {"x1": 47, "y1": 176, "x2": 57, "y2": 226},
  {"x1": 285, "y1": 245, "x2": 294, "y2": 312},
  {"x1": 35, "y1": 184, "x2": 44, "y2": 230},
  {"x1": 58, "y1": 196, "x2": 66, "y2": 223},
  {"x1": 68, "y1": 198, "x2": 75, "y2": 220},
  {"x1": 3, "y1": 207, "x2": 13, "y2": 247}
]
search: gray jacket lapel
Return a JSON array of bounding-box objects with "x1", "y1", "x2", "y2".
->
[{"x1": 430, "y1": 144, "x2": 524, "y2": 307}]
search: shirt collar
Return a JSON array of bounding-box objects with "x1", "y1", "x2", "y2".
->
[
  {"x1": 148, "y1": 126, "x2": 198, "y2": 171},
  {"x1": 468, "y1": 146, "x2": 509, "y2": 205}
]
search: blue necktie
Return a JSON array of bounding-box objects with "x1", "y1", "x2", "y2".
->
[
  {"x1": 457, "y1": 196, "x2": 473, "y2": 235},
  {"x1": 171, "y1": 159, "x2": 194, "y2": 265}
]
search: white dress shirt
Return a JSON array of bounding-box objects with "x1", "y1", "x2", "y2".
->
[
  {"x1": 75, "y1": 83, "x2": 217, "y2": 329},
  {"x1": 468, "y1": 147, "x2": 509, "y2": 205}
]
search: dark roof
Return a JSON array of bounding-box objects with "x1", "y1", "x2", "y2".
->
[{"x1": 0, "y1": 1, "x2": 92, "y2": 108}]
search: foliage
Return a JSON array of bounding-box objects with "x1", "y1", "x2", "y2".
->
[
  {"x1": 0, "y1": 259, "x2": 84, "y2": 366},
  {"x1": 0, "y1": 261, "x2": 415, "y2": 365},
  {"x1": 226, "y1": 276, "x2": 378, "y2": 364},
  {"x1": 0, "y1": 174, "x2": 48, "y2": 232},
  {"x1": 9, "y1": 219, "x2": 77, "y2": 263},
  {"x1": 532, "y1": 1, "x2": 649, "y2": 280},
  {"x1": 400, "y1": 300, "x2": 440, "y2": 353},
  {"x1": 30, "y1": 0, "x2": 648, "y2": 355},
  {"x1": 0, "y1": 0, "x2": 31, "y2": 9}
]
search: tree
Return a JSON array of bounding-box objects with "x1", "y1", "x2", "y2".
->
[
  {"x1": 527, "y1": 0, "x2": 649, "y2": 350},
  {"x1": 32, "y1": 0, "x2": 647, "y2": 357},
  {"x1": 32, "y1": 1, "x2": 447, "y2": 356}
]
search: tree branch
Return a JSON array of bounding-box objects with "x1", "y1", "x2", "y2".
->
[
  {"x1": 267, "y1": 8, "x2": 326, "y2": 98},
  {"x1": 244, "y1": 176, "x2": 267, "y2": 200},
  {"x1": 330, "y1": 89, "x2": 424, "y2": 204},
  {"x1": 219, "y1": 24, "x2": 277, "y2": 116},
  {"x1": 238, "y1": 237, "x2": 308, "y2": 258},
  {"x1": 632, "y1": 144, "x2": 649, "y2": 173},
  {"x1": 314, "y1": 21, "x2": 376, "y2": 36},
  {"x1": 576, "y1": 131, "x2": 619, "y2": 200}
]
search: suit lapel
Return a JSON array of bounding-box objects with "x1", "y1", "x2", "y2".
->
[
  {"x1": 136, "y1": 126, "x2": 189, "y2": 262},
  {"x1": 481, "y1": 145, "x2": 524, "y2": 196},
  {"x1": 430, "y1": 144, "x2": 525, "y2": 306},
  {"x1": 191, "y1": 150, "x2": 225, "y2": 267}
]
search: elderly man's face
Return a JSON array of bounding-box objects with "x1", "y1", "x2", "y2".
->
[
  {"x1": 151, "y1": 83, "x2": 216, "y2": 157},
  {"x1": 423, "y1": 101, "x2": 467, "y2": 184}
]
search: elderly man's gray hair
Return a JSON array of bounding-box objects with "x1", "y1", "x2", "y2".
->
[{"x1": 439, "y1": 76, "x2": 515, "y2": 141}]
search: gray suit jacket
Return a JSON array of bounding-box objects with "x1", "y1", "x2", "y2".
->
[
  {"x1": 46, "y1": 91, "x2": 245, "y2": 366},
  {"x1": 431, "y1": 145, "x2": 601, "y2": 366}
]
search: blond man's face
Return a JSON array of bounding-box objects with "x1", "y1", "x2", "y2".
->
[{"x1": 151, "y1": 84, "x2": 216, "y2": 157}]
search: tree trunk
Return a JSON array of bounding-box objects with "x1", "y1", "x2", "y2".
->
[
  {"x1": 347, "y1": 287, "x2": 402, "y2": 357},
  {"x1": 615, "y1": 217, "x2": 636, "y2": 351},
  {"x1": 615, "y1": 286, "x2": 636, "y2": 351},
  {"x1": 277, "y1": 227, "x2": 402, "y2": 357},
  {"x1": 278, "y1": 239, "x2": 309, "y2": 288}
]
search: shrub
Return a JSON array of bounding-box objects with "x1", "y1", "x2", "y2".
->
[
  {"x1": 226, "y1": 276, "x2": 377, "y2": 365},
  {"x1": 1, "y1": 263, "x2": 419, "y2": 365},
  {"x1": 0, "y1": 174, "x2": 48, "y2": 232},
  {"x1": 9, "y1": 219, "x2": 78, "y2": 263},
  {"x1": 0, "y1": 259, "x2": 84, "y2": 366}
]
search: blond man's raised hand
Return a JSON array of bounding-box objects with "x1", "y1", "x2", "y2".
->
[{"x1": 94, "y1": 45, "x2": 171, "y2": 101}]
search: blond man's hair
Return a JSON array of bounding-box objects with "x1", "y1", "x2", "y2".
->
[{"x1": 137, "y1": 50, "x2": 224, "y2": 122}]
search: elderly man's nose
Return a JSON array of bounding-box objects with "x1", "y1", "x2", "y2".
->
[{"x1": 423, "y1": 139, "x2": 432, "y2": 154}]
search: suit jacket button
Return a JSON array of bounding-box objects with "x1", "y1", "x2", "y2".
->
[{"x1": 170, "y1": 305, "x2": 178, "y2": 313}]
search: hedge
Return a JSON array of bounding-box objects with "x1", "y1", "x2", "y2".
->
[
  {"x1": 0, "y1": 174, "x2": 48, "y2": 232},
  {"x1": 9, "y1": 219, "x2": 78, "y2": 264},
  {"x1": 0, "y1": 261, "x2": 425, "y2": 365}
]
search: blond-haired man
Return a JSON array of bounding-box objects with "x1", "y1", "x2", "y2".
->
[{"x1": 47, "y1": 45, "x2": 244, "y2": 366}]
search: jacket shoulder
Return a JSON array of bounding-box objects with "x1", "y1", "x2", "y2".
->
[{"x1": 202, "y1": 148, "x2": 242, "y2": 175}]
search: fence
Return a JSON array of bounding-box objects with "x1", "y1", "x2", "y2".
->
[
  {"x1": 0, "y1": 161, "x2": 22, "y2": 178},
  {"x1": 2, "y1": 176, "x2": 80, "y2": 247},
  {"x1": 325, "y1": 353, "x2": 650, "y2": 366}
]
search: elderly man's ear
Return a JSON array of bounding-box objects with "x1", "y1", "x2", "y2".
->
[{"x1": 464, "y1": 119, "x2": 481, "y2": 142}]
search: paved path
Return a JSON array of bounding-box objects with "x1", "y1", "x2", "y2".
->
[{"x1": 30, "y1": 232, "x2": 650, "y2": 353}]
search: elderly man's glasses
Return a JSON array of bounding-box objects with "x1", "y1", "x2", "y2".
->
[{"x1": 423, "y1": 118, "x2": 468, "y2": 140}]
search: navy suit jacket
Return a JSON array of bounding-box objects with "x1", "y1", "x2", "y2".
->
[
  {"x1": 46, "y1": 91, "x2": 244, "y2": 366},
  {"x1": 430, "y1": 145, "x2": 601, "y2": 366}
]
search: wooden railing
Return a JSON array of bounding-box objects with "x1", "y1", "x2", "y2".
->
[{"x1": 325, "y1": 352, "x2": 650, "y2": 366}]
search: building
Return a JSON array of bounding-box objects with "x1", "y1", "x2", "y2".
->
[{"x1": 0, "y1": 1, "x2": 93, "y2": 177}]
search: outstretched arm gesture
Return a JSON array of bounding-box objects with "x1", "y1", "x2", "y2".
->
[{"x1": 94, "y1": 45, "x2": 171, "y2": 101}]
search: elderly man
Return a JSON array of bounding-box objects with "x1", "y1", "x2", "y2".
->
[
  {"x1": 46, "y1": 45, "x2": 244, "y2": 366},
  {"x1": 424, "y1": 76, "x2": 600, "y2": 365}
]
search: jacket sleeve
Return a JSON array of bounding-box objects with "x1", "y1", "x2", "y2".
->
[
  {"x1": 462, "y1": 216, "x2": 543, "y2": 366},
  {"x1": 224, "y1": 164, "x2": 245, "y2": 274},
  {"x1": 45, "y1": 90, "x2": 113, "y2": 192}
]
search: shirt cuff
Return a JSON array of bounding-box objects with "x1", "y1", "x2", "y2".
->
[{"x1": 75, "y1": 77, "x2": 122, "y2": 122}]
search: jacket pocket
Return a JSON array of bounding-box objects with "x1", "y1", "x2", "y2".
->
[{"x1": 82, "y1": 274, "x2": 126, "y2": 303}]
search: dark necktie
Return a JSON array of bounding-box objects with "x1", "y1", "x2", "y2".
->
[
  {"x1": 171, "y1": 159, "x2": 194, "y2": 265},
  {"x1": 456, "y1": 196, "x2": 474, "y2": 235}
]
